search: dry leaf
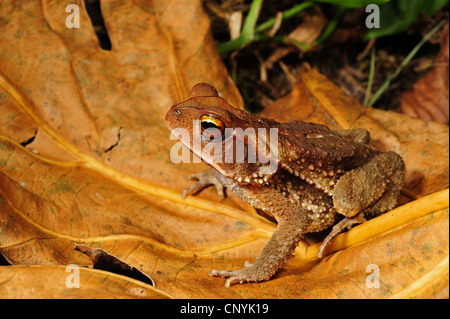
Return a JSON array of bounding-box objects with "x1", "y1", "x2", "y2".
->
[
  {"x1": 0, "y1": 265, "x2": 170, "y2": 298},
  {"x1": 288, "y1": 9, "x2": 327, "y2": 45},
  {"x1": 74, "y1": 243, "x2": 154, "y2": 286},
  {"x1": 0, "y1": 0, "x2": 448, "y2": 299},
  {"x1": 399, "y1": 22, "x2": 449, "y2": 124},
  {"x1": 265, "y1": 6, "x2": 328, "y2": 69}
]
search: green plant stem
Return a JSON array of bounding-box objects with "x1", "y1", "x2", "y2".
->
[
  {"x1": 217, "y1": 1, "x2": 348, "y2": 54},
  {"x1": 217, "y1": 0, "x2": 263, "y2": 53},
  {"x1": 218, "y1": 0, "x2": 314, "y2": 53},
  {"x1": 313, "y1": 6, "x2": 347, "y2": 45},
  {"x1": 241, "y1": 0, "x2": 264, "y2": 40},
  {"x1": 363, "y1": 45, "x2": 376, "y2": 106},
  {"x1": 367, "y1": 19, "x2": 447, "y2": 107},
  {"x1": 254, "y1": 2, "x2": 315, "y2": 33}
]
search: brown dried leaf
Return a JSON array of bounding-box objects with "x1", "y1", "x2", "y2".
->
[
  {"x1": 74, "y1": 243, "x2": 154, "y2": 286},
  {"x1": 0, "y1": 0, "x2": 448, "y2": 299},
  {"x1": 0, "y1": 265, "x2": 170, "y2": 298},
  {"x1": 265, "y1": 7, "x2": 327, "y2": 69},
  {"x1": 399, "y1": 22, "x2": 449, "y2": 124},
  {"x1": 288, "y1": 8, "x2": 328, "y2": 45}
]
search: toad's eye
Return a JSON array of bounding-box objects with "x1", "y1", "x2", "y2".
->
[{"x1": 200, "y1": 114, "x2": 225, "y2": 140}]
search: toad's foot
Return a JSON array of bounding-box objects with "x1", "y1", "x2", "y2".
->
[
  {"x1": 317, "y1": 212, "x2": 366, "y2": 258},
  {"x1": 210, "y1": 217, "x2": 305, "y2": 287},
  {"x1": 210, "y1": 264, "x2": 273, "y2": 287},
  {"x1": 182, "y1": 168, "x2": 225, "y2": 199}
]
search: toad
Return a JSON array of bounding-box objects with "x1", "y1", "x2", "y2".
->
[{"x1": 165, "y1": 83, "x2": 405, "y2": 287}]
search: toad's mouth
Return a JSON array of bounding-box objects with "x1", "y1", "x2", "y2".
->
[{"x1": 169, "y1": 126, "x2": 280, "y2": 180}]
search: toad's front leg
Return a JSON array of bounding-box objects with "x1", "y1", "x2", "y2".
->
[
  {"x1": 210, "y1": 215, "x2": 305, "y2": 287},
  {"x1": 181, "y1": 168, "x2": 225, "y2": 199}
]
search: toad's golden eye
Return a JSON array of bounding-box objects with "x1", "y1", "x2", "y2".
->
[{"x1": 200, "y1": 114, "x2": 225, "y2": 140}]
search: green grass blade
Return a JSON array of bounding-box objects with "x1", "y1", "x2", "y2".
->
[
  {"x1": 367, "y1": 19, "x2": 447, "y2": 107},
  {"x1": 364, "y1": 45, "x2": 376, "y2": 106}
]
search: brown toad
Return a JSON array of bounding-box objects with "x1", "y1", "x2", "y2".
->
[{"x1": 165, "y1": 83, "x2": 405, "y2": 287}]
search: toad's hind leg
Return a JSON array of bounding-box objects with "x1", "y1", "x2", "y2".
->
[
  {"x1": 210, "y1": 214, "x2": 305, "y2": 287},
  {"x1": 317, "y1": 212, "x2": 366, "y2": 258},
  {"x1": 332, "y1": 151, "x2": 405, "y2": 218},
  {"x1": 318, "y1": 152, "x2": 404, "y2": 258}
]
